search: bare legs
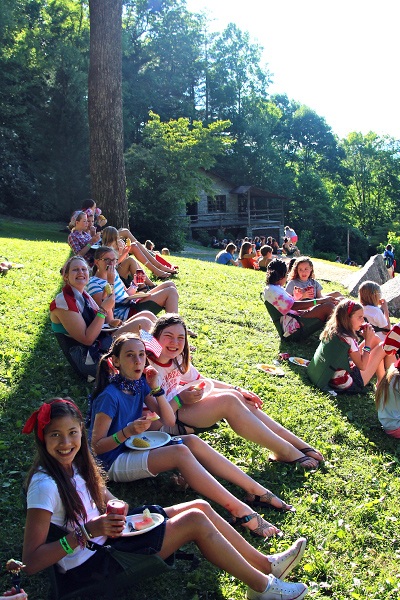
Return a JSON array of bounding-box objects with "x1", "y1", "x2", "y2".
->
[
  {"x1": 177, "y1": 392, "x2": 319, "y2": 467},
  {"x1": 159, "y1": 500, "x2": 274, "y2": 592},
  {"x1": 298, "y1": 302, "x2": 336, "y2": 321},
  {"x1": 136, "y1": 281, "x2": 179, "y2": 313},
  {"x1": 146, "y1": 445, "x2": 279, "y2": 536},
  {"x1": 115, "y1": 311, "x2": 155, "y2": 336},
  {"x1": 118, "y1": 229, "x2": 177, "y2": 276}
]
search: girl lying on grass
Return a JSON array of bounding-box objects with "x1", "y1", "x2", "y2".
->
[
  {"x1": 147, "y1": 314, "x2": 324, "y2": 469},
  {"x1": 285, "y1": 257, "x2": 343, "y2": 301},
  {"x1": 21, "y1": 399, "x2": 309, "y2": 600},
  {"x1": 308, "y1": 299, "x2": 393, "y2": 393},
  {"x1": 50, "y1": 257, "x2": 154, "y2": 379},
  {"x1": 86, "y1": 247, "x2": 178, "y2": 321},
  {"x1": 116, "y1": 227, "x2": 179, "y2": 278},
  {"x1": 263, "y1": 259, "x2": 336, "y2": 340},
  {"x1": 89, "y1": 333, "x2": 294, "y2": 539}
]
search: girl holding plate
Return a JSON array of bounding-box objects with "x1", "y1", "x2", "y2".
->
[{"x1": 89, "y1": 333, "x2": 297, "y2": 539}]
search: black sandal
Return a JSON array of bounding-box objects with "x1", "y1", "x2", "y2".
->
[
  {"x1": 268, "y1": 455, "x2": 319, "y2": 469},
  {"x1": 246, "y1": 492, "x2": 295, "y2": 513},
  {"x1": 227, "y1": 512, "x2": 280, "y2": 538}
]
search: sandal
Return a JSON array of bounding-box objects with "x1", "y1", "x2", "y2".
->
[
  {"x1": 298, "y1": 447, "x2": 324, "y2": 461},
  {"x1": 246, "y1": 492, "x2": 295, "y2": 513},
  {"x1": 228, "y1": 512, "x2": 281, "y2": 538},
  {"x1": 187, "y1": 329, "x2": 198, "y2": 339},
  {"x1": 268, "y1": 455, "x2": 319, "y2": 470}
]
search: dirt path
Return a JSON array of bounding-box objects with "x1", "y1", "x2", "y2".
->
[{"x1": 180, "y1": 245, "x2": 355, "y2": 285}]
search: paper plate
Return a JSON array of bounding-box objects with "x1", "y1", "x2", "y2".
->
[
  {"x1": 125, "y1": 431, "x2": 171, "y2": 451},
  {"x1": 122, "y1": 513, "x2": 164, "y2": 536},
  {"x1": 257, "y1": 363, "x2": 285, "y2": 376},
  {"x1": 178, "y1": 378, "x2": 214, "y2": 398},
  {"x1": 288, "y1": 357, "x2": 310, "y2": 367}
]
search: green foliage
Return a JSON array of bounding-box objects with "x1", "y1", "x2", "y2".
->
[
  {"x1": 194, "y1": 229, "x2": 212, "y2": 247},
  {"x1": 2, "y1": 218, "x2": 400, "y2": 600},
  {"x1": 125, "y1": 113, "x2": 231, "y2": 249},
  {"x1": 298, "y1": 230, "x2": 315, "y2": 256}
]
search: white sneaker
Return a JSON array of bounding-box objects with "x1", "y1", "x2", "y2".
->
[
  {"x1": 247, "y1": 575, "x2": 308, "y2": 600},
  {"x1": 268, "y1": 537, "x2": 307, "y2": 580}
]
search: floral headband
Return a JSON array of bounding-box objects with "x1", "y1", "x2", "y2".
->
[
  {"x1": 70, "y1": 211, "x2": 85, "y2": 227},
  {"x1": 22, "y1": 399, "x2": 83, "y2": 442}
]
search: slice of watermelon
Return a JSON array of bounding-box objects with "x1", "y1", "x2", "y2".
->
[
  {"x1": 134, "y1": 515, "x2": 155, "y2": 530},
  {"x1": 193, "y1": 381, "x2": 206, "y2": 391},
  {"x1": 144, "y1": 411, "x2": 160, "y2": 421}
]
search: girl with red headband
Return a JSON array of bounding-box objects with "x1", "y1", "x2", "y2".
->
[
  {"x1": 21, "y1": 398, "x2": 309, "y2": 600},
  {"x1": 309, "y1": 299, "x2": 393, "y2": 393}
]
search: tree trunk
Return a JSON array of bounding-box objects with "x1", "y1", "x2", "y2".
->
[{"x1": 88, "y1": 0, "x2": 128, "y2": 228}]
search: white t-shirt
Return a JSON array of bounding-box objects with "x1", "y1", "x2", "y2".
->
[
  {"x1": 147, "y1": 357, "x2": 201, "y2": 401},
  {"x1": 362, "y1": 304, "x2": 388, "y2": 341},
  {"x1": 27, "y1": 469, "x2": 106, "y2": 573}
]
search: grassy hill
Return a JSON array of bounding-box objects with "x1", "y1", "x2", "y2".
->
[{"x1": 0, "y1": 217, "x2": 399, "y2": 600}]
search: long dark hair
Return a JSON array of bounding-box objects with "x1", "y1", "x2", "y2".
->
[
  {"x1": 239, "y1": 242, "x2": 252, "y2": 259},
  {"x1": 92, "y1": 333, "x2": 145, "y2": 400},
  {"x1": 25, "y1": 399, "x2": 106, "y2": 527},
  {"x1": 265, "y1": 259, "x2": 287, "y2": 285},
  {"x1": 150, "y1": 314, "x2": 190, "y2": 374}
]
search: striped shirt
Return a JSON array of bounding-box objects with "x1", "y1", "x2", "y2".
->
[{"x1": 86, "y1": 272, "x2": 130, "y2": 320}]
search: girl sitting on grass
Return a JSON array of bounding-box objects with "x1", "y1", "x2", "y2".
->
[
  {"x1": 89, "y1": 333, "x2": 294, "y2": 539},
  {"x1": 358, "y1": 281, "x2": 391, "y2": 341},
  {"x1": 264, "y1": 259, "x2": 336, "y2": 339},
  {"x1": 86, "y1": 247, "x2": 178, "y2": 321},
  {"x1": 21, "y1": 398, "x2": 309, "y2": 600},
  {"x1": 308, "y1": 299, "x2": 392, "y2": 393},
  {"x1": 239, "y1": 242, "x2": 258, "y2": 269},
  {"x1": 147, "y1": 314, "x2": 324, "y2": 469},
  {"x1": 67, "y1": 212, "x2": 100, "y2": 267},
  {"x1": 285, "y1": 257, "x2": 343, "y2": 301},
  {"x1": 215, "y1": 243, "x2": 238, "y2": 266}
]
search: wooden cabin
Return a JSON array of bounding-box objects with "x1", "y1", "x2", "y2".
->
[{"x1": 185, "y1": 172, "x2": 288, "y2": 241}]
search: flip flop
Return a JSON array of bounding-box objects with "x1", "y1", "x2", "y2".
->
[
  {"x1": 268, "y1": 455, "x2": 319, "y2": 470},
  {"x1": 298, "y1": 447, "x2": 324, "y2": 461}
]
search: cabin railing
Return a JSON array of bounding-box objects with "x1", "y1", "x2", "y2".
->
[{"x1": 182, "y1": 209, "x2": 283, "y2": 226}]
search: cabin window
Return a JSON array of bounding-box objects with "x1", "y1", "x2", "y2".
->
[{"x1": 207, "y1": 195, "x2": 226, "y2": 213}]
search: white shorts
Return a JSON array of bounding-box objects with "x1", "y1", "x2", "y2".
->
[{"x1": 107, "y1": 450, "x2": 157, "y2": 482}]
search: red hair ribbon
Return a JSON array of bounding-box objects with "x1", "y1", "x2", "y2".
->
[
  {"x1": 22, "y1": 399, "x2": 83, "y2": 442},
  {"x1": 347, "y1": 300, "x2": 355, "y2": 315}
]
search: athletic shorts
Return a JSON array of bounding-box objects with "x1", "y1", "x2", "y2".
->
[
  {"x1": 128, "y1": 300, "x2": 164, "y2": 318},
  {"x1": 289, "y1": 317, "x2": 323, "y2": 341}
]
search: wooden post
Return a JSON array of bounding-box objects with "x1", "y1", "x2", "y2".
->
[
  {"x1": 347, "y1": 228, "x2": 350, "y2": 258},
  {"x1": 247, "y1": 190, "x2": 251, "y2": 230}
]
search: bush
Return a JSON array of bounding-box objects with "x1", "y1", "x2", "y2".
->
[{"x1": 194, "y1": 230, "x2": 212, "y2": 247}]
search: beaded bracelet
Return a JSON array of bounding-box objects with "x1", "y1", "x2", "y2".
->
[
  {"x1": 60, "y1": 536, "x2": 74, "y2": 555},
  {"x1": 81, "y1": 523, "x2": 93, "y2": 540},
  {"x1": 113, "y1": 432, "x2": 122, "y2": 445},
  {"x1": 74, "y1": 525, "x2": 87, "y2": 550},
  {"x1": 174, "y1": 395, "x2": 182, "y2": 408},
  {"x1": 152, "y1": 387, "x2": 165, "y2": 397}
]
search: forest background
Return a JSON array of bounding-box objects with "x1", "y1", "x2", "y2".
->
[{"x1": 2, "y1": 0, "x2": 400, "y2": 262}]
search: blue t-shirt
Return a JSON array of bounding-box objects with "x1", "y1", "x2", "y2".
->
[
  {"x1": 216, "y1": 252, "x2": 234, "y2": 265},
  {"x1": 88, "y1": 378, "x2": 151, "y2": 470}
]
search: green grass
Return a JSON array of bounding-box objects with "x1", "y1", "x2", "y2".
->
[{"x1": 1, "y1": 218, "x2": 400, "y2": 600}]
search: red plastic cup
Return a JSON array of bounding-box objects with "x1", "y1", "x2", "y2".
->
[
  {"x1": 107, "y1": 500, "x2": 126, "y2": 515},
  {"x1": 279, "y1": 353, "x2": 290, "y2": 360},
  {"x1": 134, "y1": 269, "x2": 146, "y2": 285}
]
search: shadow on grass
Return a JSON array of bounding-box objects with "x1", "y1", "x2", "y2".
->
[{"x1": 0, "y1": 216, "x2": 69, "y2": 244}]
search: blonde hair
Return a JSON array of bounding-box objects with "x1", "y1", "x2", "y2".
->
[
  {"x1": 358, "y1": 281, "x2": 381, "y2": 307},
  {"x1": 320, "y1": 298, "x2": 363, "y2": 341},
  {"x1": 101, "y1": 226, "x2": 119, "y2": 249},
  {"x1": 375, "y1": 362, "x2": 400, "y2": 411},
  {"x1": 161, "y1": 248, "x2": 170, "y2": 255}
]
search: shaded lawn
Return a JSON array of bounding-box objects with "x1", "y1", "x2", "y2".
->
[{"x1": 0, "y1": 225, "x2": 399, "y2": 600}]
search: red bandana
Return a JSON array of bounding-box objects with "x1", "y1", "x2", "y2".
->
[{"x1": 22, "y1": 399, "x2": 83, "y2": 442}]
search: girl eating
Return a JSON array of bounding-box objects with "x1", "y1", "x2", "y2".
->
[
  {"x1": 89, "y1": 333, "x2": 294, "y2": 538},
  {"x1": 286, "y1": 257, "x2": 343, "y2": 301},
  {"x1": 86, "y1": 247, "x2": 179, "y2": 321},
  {"x1": 147, "y1": 314, "x2": 324, "y2": 469},
  {"x1": 358, "y1": 281, "x2": 391, "y2": 341},
  {"x1": 21, "y1": 398, "x2": 309, "y2": 600},
  {"x1": 68, "y1": 212, "x2": 100, "y2": 267},
  {"x1": 308, "y1": 299, "x2": 392, "y2": 393}
]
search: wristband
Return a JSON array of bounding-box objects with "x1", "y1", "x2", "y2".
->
[
  {"x1": 73, "y1": 526, "x2": 87, "y2": 550},
  {"x1": 121, "y1": 427, "x2": 128, "y2": 440},
  {"x1": 174, "y1": 395, "x2": 182, "y2": 408},
  {"x1": 96, "y1": 312, "x2": 106, "y2": 319},
  {"x1": 113, "y1": 432, "x2": 122, "y2": 445},
  {"x1": 152, "y1": 387, "x2": 165, "y2": 397},
  {"x1": 87, "y1": 243, "x2": 91, "y2": 248},
  {"x1": 60, "y1": 536, "x2": 74, "y2": 555},
  {"x1": 234, "y1": 385, "x2": 240, "y2": 391},
  {"x1": 363, "y1": 346, "x2": 371, "y2": 353},
  {"x1": 150, "y1": 386, "x2": 161, "y2": 394},
  {"x1": 313, "y1": 299, "x2": 317, "y2": 306}
]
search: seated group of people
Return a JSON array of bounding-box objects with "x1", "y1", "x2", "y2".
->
[
  {"x1": 15, "y1": 205, "x2": 329, "y2": 600},
  {"x1": 263, "y1": 255, "x2": 399, "y2": 437}
]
